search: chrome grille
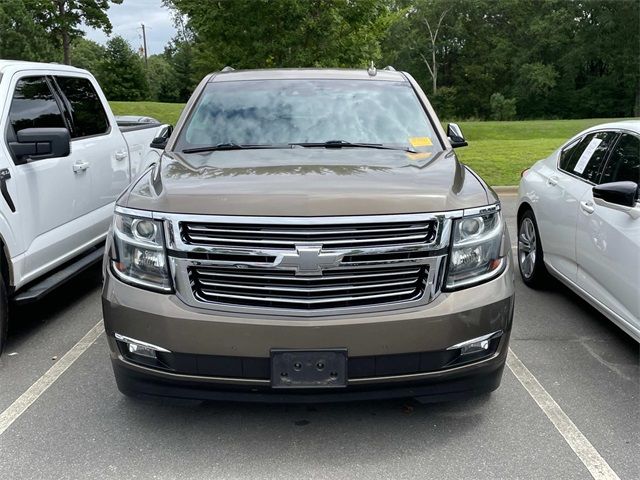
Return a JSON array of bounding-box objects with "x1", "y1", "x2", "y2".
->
[
  {"x1": 180, "y1": 220, "x2": 438, "y2": 250},
  {"x1": 189, "y1": 265, "x2": 427, "y2": 309},
  {"x1": 165, "y1": 213, "x2": 451, "y2": 315}
]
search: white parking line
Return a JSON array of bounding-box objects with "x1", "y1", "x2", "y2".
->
[
  {"x1": 0, "y1": 320, "x2": 104, "y2": 436},
  {"x1": 507, "y1": 348, "x2": 620, "y2": 480}
]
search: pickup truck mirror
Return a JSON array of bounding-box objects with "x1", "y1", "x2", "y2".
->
[
  {"x1": 593, "y1": 181, "x2": 639, "y2": 211},
  {"x1": 447, "y1": 123, "x2": 468, "y2": 148},
  {"x1": 150, "y1": 125, "x2": 173, "y2": 150},
  {"x1": 9, "y1": 128, "x2": 71, "y2": 165}
]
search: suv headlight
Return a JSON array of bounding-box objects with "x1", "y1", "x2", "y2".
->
[
  {"x1": 445, "y1": 209, "x2": 506, "y2": 289},
  {"x1": 110, "y1": 211, "x2": 172, "y2": 292}
]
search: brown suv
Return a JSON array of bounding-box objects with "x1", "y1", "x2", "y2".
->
[{"x1": 102, "y1": 68, "x2": 514, "y2": 402}]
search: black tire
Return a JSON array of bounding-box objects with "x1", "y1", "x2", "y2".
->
[
  {"x1": 517, "y1": 209, "x2": 550, "y2": 289},
  {"x1": 0, "y1": 269, "x2": 8, "y2": 356}
]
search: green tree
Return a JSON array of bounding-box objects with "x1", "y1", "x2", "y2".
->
[
  {"x1": 31, "y1": 0, "x2": 123, "y2": 65},
  {"x1": 490, "y1": 93, "x2": 517, "y2": 120},
  {"x1": 147, "y1": 54, "x2": 180, "y2": 102},
  {"x1": 97, "y1": 36, "x2": 149, "y2": 101},
  {"x1": 163, "y1": 39, "x2": 197, "y2": 102},
  {"x1": 0, "y1": 0, "x2": 58, "y2": 61},
  {"x1": 166, "y1": 0, "x2": 390, "y2": 80},
  {"x1": 383, "y1": 0, "x2": 639, "y2": 119},
  {"x1": 70, "y1": 37, "x2": 106, "y2": 72}
]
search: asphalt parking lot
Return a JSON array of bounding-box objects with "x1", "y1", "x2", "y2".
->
[{"x1": 0, "y1": 194, "x2": 637, "y2": 480}]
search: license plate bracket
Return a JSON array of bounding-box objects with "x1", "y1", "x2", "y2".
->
[{"x1": 271, "y1": 349, "x2": 347, "y2": 389}]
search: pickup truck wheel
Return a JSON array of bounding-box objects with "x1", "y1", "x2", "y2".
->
[
  {"x1": 0, "y1": 272, "x2": 8, "y2": 356},
  {"x1": 517, "y1": 210, "x2": 550, "y2": 289}
]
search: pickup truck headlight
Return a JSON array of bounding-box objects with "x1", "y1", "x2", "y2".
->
[
  {"x1": 110, "y1": 212, "x2": 172, "y2": 292},
  {"x1": 445, "y1": 209, "x2": 506, "y2": 289}
]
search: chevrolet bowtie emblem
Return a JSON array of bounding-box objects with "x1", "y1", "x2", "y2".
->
[{"x1": 276, "y1": 245, "x2": 343, "y2": 276}]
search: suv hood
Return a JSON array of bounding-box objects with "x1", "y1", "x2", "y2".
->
[{"x1": 122, "y1": 148, "x2": 490, "y2": 216}]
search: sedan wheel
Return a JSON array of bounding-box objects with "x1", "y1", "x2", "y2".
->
[
  {"x1": 518, "y1": 217, "x2": 537, "y2": 279},
  {"x1": 517, "y1": 210, "x2": 549, "y2": 288}
]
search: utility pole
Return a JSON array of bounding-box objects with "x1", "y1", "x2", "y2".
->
[{"x1": 141, "y1": 23, "x2": 148, "y2": 67}]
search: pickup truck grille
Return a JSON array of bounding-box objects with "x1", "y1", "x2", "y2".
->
[
  {"x1": 180, "y1": 220, "x2": 438, "y2": 250},
  {"x1": 189, "y1": 265, "x2": 428, "y2": 310}
]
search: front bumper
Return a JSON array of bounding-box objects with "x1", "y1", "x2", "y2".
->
[{"x1": 102, "y1": 258, "x2": 514, "y2": 402}]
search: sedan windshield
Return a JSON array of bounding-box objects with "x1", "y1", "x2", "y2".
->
[{"x1": 176, "y1": 79, "x2": 441, "y2": 154}]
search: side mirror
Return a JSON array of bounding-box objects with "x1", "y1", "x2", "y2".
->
[
  {"x1": 9, "y1": 128, "x2": 71, "y2": 164},
  {"x1": 150, "y1": 125, "x2": 173, "y2": 150},
  {"x1": 593, "y1": 181, "x2": 639, "y2": 218},
  {"x1": 447, "y1": 123, "x2": 468, "y2": 148}
]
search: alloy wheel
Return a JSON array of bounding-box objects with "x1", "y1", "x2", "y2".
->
[{"x1": 518, "y1": 217, "x2": 537, "y2": 279}]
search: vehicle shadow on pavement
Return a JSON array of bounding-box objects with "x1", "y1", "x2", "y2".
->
[
  {"x1": 513, "y1": 274, "x2": 638, "y2": 352},
  {"x1": 114, "y1": 391, "x2": 496, "y2": 466},
  {"x1": 7, "y1": 264, "x2": 103, "y2": 345}
]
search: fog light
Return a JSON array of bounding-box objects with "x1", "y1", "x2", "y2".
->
[
  {"x1": 115, "y1": 333, "x2": 170, "y2": 359},
  {"x1": 128, "y1": 342, "x2": 157, "y2": 359},
  {"x1": 460, "y1": 339, "x2": 490, "y2": 355},
  {"x1": 447, "y1": 330, "x2": 503, "y2": 355}
]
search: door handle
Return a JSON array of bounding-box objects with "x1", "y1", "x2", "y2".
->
[
  {"x1": 115, "y1": 151, "x2": 128, "y2": 161},
  {"x1": 72, "y1": 161, "x2": 90, "y2": 173},
  {"x1": 0, "y1": 168, "x2": 16, "y2": 212},
  {"x1": 580, "y1": 200, "x2": 595, "y2": 214},
  {"x1": 547, "y1": 176, "x2": 559, "y2": 186}
]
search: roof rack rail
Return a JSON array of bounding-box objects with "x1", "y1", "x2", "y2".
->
[
  {"x1": 221, "y1": 66, "x2": 235, "y2": 72},
  {"x1": 383, "y1": 66, "x2": 396, "y2": 71}
]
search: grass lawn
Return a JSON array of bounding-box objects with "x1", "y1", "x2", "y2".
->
[
  {"x1": 110, "y1": 101, "x2": 186, "y2": 126},
  {"x1": 453, "y1": 118, "x2": 628, "y2": 185},
  {"x1": 108, "y1": 101, "x2": 629, "y2": 185}
]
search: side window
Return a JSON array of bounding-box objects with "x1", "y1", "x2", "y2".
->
[
  {"x1": 600, "y1": 134, "x2": 640, "y2": 185},
  {"x1": 558, "y1": 131, "x2": 617, "y2": 183},
  {"x1": 54, "y1": 76, "x2": 109, "y2": 138},
  {"x1": 559, "y1": 137, "x2": 581, "y2": 171},
  {"x1": 8, "y1": 76, "x2": 66, "y2": 133}
]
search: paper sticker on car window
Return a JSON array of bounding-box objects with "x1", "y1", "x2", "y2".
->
[
  {"x1": 573, "y1": 137, "x2": 602, "y2": 174},
  {"x1": 409, "y1": 137, "x2": 433, "y2": 148}
]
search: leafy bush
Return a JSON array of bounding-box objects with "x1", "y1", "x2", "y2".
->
[{"x1": 490, "y1": 93, "x2": 517, "y2": 121}]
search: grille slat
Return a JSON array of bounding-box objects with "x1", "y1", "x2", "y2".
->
[
  {"x1": 190, "y1": 265, "x2": 427, "y2": 309},
  {"x1": 195, "y1": 288, "x2": 420, "y2": 306},
  {"x1": 181, "y1": 220, "x2": 438, "y2": 250},
  {"x1": 186, "y1": 233, "x2": 430, "y2": 248},
  {"x1": 197, "y1": 278, "x2": 418, "y2": 294},
  {"x1": 185, "y1": 224, "x2": 430, "y2": 237},
  {"x1": 194, "y1": 267, "x2": 420, "y2": 283}
]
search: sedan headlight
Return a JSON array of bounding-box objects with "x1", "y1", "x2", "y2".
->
[
  {"x1": 445, "y1": 209, "x2": 506, "y2": 289},
  {"x1": 110, "y1": 212, "x2": 172, "y2": 292}
]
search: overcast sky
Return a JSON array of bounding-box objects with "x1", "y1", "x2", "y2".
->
[{"x1": 82, "y1": 0, "x2": 177, "y2": 55}]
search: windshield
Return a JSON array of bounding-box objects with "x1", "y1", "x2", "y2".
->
[{"x1": 175, "y1": 79, "x2": 441, "y2": 153}]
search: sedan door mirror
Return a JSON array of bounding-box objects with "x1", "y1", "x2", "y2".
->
[
  {"x1": 593, "y1": 181, "x2": 640, "y2": 218},
  {"x1": 9, "y1": 128, "x2": 71, "y2": 165},
  {"x1": 447, "y1": 123, "x2": 468, "y2": 148}
]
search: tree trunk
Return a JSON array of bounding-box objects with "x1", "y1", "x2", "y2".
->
[
  {"x1": 57, "y1": 0, "x2": 70, "y2": 65},
  {"x1": 432, "y1": 48, "x2": 437, "y2": 94}
]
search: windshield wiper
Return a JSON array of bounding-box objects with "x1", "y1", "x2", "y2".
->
[
  {"x1": 290, "y1": 140, "x2": 416, "y2": 153},
  {"x1": 182, "y1": 143, "x2": 290, "y2": 154}
]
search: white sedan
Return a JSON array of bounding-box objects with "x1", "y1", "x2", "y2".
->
[{"x1": 518, "y1": 121, "x2": 639, "y2": 341}]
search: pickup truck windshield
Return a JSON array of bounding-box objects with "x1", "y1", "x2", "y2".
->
[{"x1": 176, "y1": 79, "x2": 441, "y2": 154}]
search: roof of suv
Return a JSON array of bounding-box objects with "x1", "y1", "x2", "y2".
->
[{"x1": 209, "y1": 68, "x2": 408, "y2": 83}]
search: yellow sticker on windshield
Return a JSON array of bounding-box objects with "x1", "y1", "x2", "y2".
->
[{"x1": 409, "y1": 137, "x2": 433, "y2": 147}]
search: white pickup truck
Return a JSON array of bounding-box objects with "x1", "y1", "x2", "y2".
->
[{"x1": 0, "y1": 60, "x2": 171, "y2": 353}]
